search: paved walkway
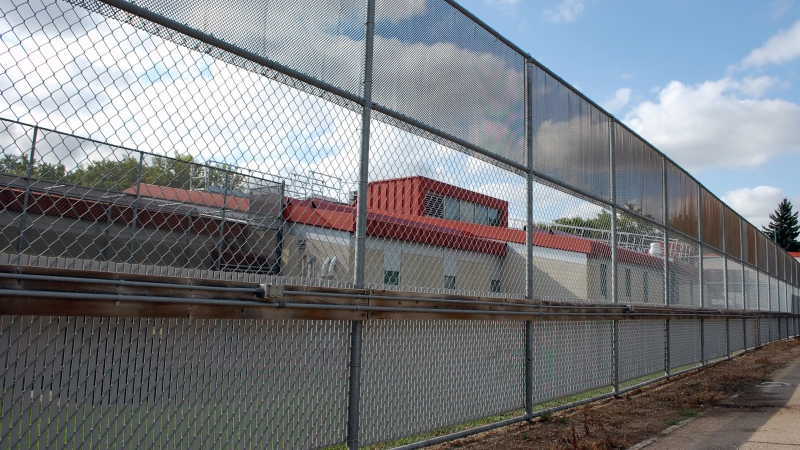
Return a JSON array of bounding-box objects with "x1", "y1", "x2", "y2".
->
[{"x1": 642, "y1": 357, "x2": 800, "y2": 449}]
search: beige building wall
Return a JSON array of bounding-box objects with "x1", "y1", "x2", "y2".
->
[
  {"x1": 456, "y1": 259, "x2": 492, "y2": 292},
  {"x1": 281, "y1": 228, "x2": 354, "y2": 283},
  {"x1": 535, "y1": 255, "x2": 588, "y2": 300},
  {"x1": 401, "y1": 252, "x2": 444, "y2": 289},
  {"x1": 365, "y1": 248, "x2": 384, "y2": 286},
  {"x1": 617, "y1": 261, "x2": 666, "y2": 304},
  {"x1": 499, "y1": 250, "x2": 526, "y2": 296}
]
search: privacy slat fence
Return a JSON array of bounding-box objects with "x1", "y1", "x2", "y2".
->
[{"x1": 0, "y1": 0, "x2": 798, "y2": 448}]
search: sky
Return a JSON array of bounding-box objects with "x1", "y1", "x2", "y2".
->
[
  {"x1": 2, "y1": 0, "x2": 799, "y2": 230},
  {"x1": 457, "y1": 0, "x2": 800, "y2": 229}
]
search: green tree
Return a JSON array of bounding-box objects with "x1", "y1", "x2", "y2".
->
[
  {"x1": 0, "y1": 154, "x2": 66, "y2": 180},
  {"x1": 550, "y1": 203, "x2": 660, "y2": 240},
  {"x1": 65, "y1": 153, "x2": 243, "y2": 192},
  {"x1": 762, "y1": 198, "x2": 800, "y2": 252}
]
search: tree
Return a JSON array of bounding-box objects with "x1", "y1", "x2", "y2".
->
[
  {"x1": 549, "y1": 203, "x2": 660, "y2": 240},
  {"x1": 65, "y1": 153, "x2": 244, "y2": 192},
  {"x1": 762, "y1": 198, "x2": 800, "y2": 252},
  {"x1": 1, "y1": 152, "x2": 244, "y2": 193},
  {"x1": 0, "y1": 154, "x2": 66, "y2": 180}
]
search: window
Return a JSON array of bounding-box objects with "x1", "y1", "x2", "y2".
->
[
  {"x1": 488, "y1": 208, "x2": 500, "y2": 226},
  {"x1": 491, "y1": 279, "x2": 501, "y2": 293},
  {"x1": 643, "y1": 272, "x2": 649, "y2": 303},
  {"x1": 460, "y1": 201, "x2": 474, "y2": 224},
  {"x1": 625, "y1": 268, "x2": 632, "y2": 298},
  {"x1": 424, "y1": 192, "x2": 444, "y2": 217},
  {"x1": 475, "y1": 204, "x2": 488, "y2": 225},
  {"x1": 444, "y1": 275, "x2": 456, "y2": 290},
  {"x1": 424, "y1": 191, "x2": 502, "y2": 227},
  {"x1": 384, "y1": 270, "x2": 400, "y2": 286},
  {"x1": 444, "y1": 196, "x2": 460, "y2": 221},
  {"x1": 600, "y1": 264, "x2": 608, "y2": 299}
]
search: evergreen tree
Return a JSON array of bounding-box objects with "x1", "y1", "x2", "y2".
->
[{"x1": 762, "y1": 198, "x2": 800, "y2": 252}]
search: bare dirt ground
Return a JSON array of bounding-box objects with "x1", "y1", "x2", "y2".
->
[{"x1": 432, "y1": 338, "x2": 800, "y2": 450}]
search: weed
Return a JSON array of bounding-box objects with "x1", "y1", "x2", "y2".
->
[{"x1": 677, "y1": 409, "x2": 699, "y2": 417}]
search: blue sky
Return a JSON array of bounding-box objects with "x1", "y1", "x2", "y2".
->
[{"x1": 457, "y1": 0, "x2": 800, "y2": 228}]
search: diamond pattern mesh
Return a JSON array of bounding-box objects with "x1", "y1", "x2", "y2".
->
[
  {"x1": 618, "y1": 320, "x2": 665, "y2": 382},
  {"x1": 669, "y1": 319, "x2": 701, "y2": 369},
  {"x1": 0, "y1": 316, "x2": 350, "y2": 449},
  {"x1": 727, "y1": 259, "x2": 744, "y2": 310},
  {"x1": 704, "y1": 319, "x2": 727, "y2": 361},
  {"x1": 0, "y1": 0, "x2": 797, "y2": 447},
  {"x1": 360, "y1": 320, "x2": 524, "y2": 446},
  {"x1": 669, "y1": 233, "x2": 700, "y2": 307},
  {"x1": 531, "y1": 321, "x2": 613, "y2": 405},
  {"x1": 759, "y1": 318, "x2": 770, "y2": 345},
  {"x1": 744, "y1": 319, "x2": 756, "y2": 350},
  {"x1": 729, "y1": 319, "x2": 744, "y2": 352}
]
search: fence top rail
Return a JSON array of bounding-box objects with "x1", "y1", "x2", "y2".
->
[{"x1": 0, "y1": 264, "x2": 794, "y2": 321}]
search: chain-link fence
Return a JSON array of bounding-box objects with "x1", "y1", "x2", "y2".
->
[{"x1": 1, "y1": 0, "x2": 799, "y2": 448}]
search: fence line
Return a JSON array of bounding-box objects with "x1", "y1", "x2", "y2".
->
[{"x1": 0, "y1": 0, "x2": 799, "y2": 448}]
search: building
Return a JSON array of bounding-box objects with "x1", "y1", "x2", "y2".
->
[{"x1": 0, "y1": 174, "x2": 668, "y2": 303}]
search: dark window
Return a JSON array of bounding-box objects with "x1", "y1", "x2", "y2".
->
[
  {"x1": 643, "y1": 272, "x2": 649, "y2": 303},
  {"x1": 600, "y1": 264, "x2": 608, "y2": 299},
  {"x1": 384, "y1": 270, "x2": 400, "y2": 286},
  {"x1": 625, "y1": 268, "x2": 632, "y2": 298},
  {"x1": 488, "y1": 209, "x2": 500, "y2": 226},
  {"x1": 444, "y1": 275, "x2": 456, "y2": 290},
  {"x1": 491, "y1": 279, "x2": 501, "y2": 293},
  {"x1": 424, "y1": 191, "x2": 444, "y2": 218},
  {"x1": 444, "y1": 196, "x2": 460, "y2": 221}
]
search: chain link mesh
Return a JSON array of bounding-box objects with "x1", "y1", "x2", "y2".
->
[
  {"x1": 0, "y1": 316, "x2": 350, "y2": 449},
  {"x1": 759, "y1": 318, "x2": 770, "y2": 344},
  {"x1": 531, "y1": 321, "x2": 613, "y2": 405},
  {"x1": 668, "y1": 233, "x2": 700, "y2": 307},
  {"x1": 0, "y1": 0, "x2": 798, "y2": 447},
  {"x1": 669, "y1": 319, "x2": 701, "y2": 370},
  {"x1": 618, "y1": 320, "x2": 665, "y2": 383},
  {"x1": 744, "y1": 319, "x2": 756, "y2": 350},
  {"x1": 360, "y1": 320, "x2": 524, "y2": 446},
  {"x1": 727, "y1": 258, "x2": 744, "y2": 310},
  {"x1": 729, "y1": 319, "x2": 744, "y2": 353},
  {"x1": 704, "y1": 319, "x2": 727, "y2": 362}
]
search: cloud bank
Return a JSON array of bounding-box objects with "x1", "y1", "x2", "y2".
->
[{"x1": 624, "y1": 77, "x2": 800, "y2": 172}]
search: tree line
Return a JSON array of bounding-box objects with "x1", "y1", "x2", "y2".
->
[{"x1": 0, "y1": 152, "x2": 242, "y2": 192}]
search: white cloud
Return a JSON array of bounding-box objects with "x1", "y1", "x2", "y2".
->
[
  {"x1": 624, "y1": 77, "x2": 800, "y2": 172},
  {"x1": 740, "y1": 20, "x2": 800, "y2": 67},
  {"x1": 721, "y1": 186, "x2": 788, "y2": 228},
  {"x1": 542, "y1": 0, "x2": 585, "y2": 23},
  {"x1": 601, "y1": 87, "x2": 631, "y2": 114},
  {"x1": 769, "y1": 0, "x2": 794, "y2": 20}
]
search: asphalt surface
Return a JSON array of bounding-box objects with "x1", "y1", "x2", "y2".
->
[{"x1": 642, "y1": 357, "x2": 800, "y2": 449}]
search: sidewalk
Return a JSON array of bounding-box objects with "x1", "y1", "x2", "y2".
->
[{"x1": 641, "y1": 356, "x2": 800, "y2": 449}]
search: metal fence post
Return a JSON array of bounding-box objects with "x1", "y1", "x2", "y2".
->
[
  {"x1": 524, "y1": 60, "x2": 535, "y2": 419},
  {"x1": 214, "y1": 170, "x2": 230, "y2": 271},
  {"x1": 662, "y1": 155, "x2": 670, "y2": 378},
  {"x1": 348, "y1": 0, "x2": 376, "y2": 447},
  {"x1": 723, "y1": 212, "x2": 731, "y2": 360},
  {"x1": 609, "y1": 117, "x2": 619, "y2": 396},
  {"x1": 16, "y1": 125, "x2": 38, "y2": 255},
  {"x1": 127, "y1": 151, "x2": 144, "y2": 264},
  {"x1": 698, "y1": 188, "x2": 705, "y2": 366}
]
